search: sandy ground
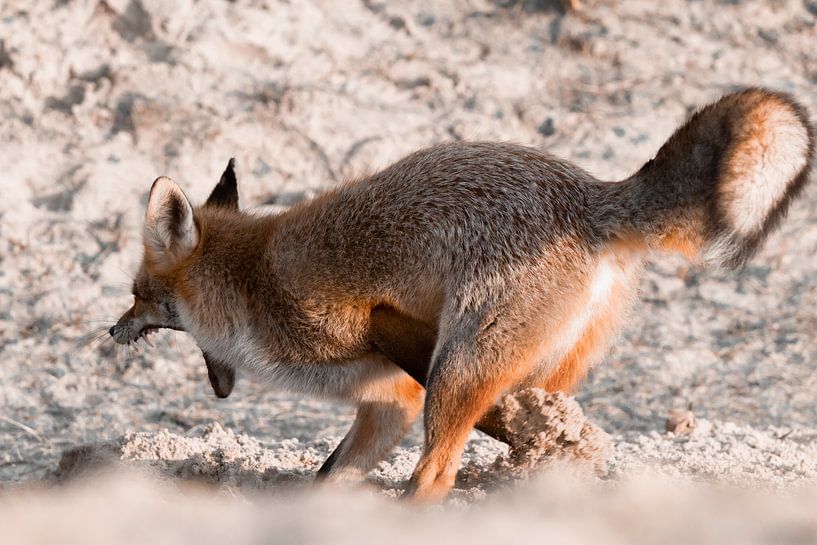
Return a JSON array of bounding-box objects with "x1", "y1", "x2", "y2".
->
[{"x1": 2, "y1": 0, "x2": 817, "y2": 541}]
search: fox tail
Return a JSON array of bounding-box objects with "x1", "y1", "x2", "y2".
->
[{"x1": 597, "y1": 88, "x2": 814, "y2": 270}]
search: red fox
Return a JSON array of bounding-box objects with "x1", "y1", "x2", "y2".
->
[{"x1": 110, "y1": 88, "x2": 813, "y2": 502}]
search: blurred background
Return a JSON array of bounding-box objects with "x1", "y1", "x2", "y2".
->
[{"x1": 1, "y1": 0, "x2": 816, "y2": 531}]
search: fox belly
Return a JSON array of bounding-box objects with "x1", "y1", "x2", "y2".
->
[
  {"x1": 200, "y1": 327, "x2": 408, "y2": 402},
  {"x1": 178, "y1": 300, "x2": 403, "y2": 401}
]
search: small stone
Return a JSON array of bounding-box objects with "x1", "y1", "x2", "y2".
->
[
  {"x1": 666, "y1": 407, "x2": 697, "y2": 435},
  {"x1": 416, "y1": 12, "x2": 435, "y2": 26},
  {"x1": 757, "y1": 28, "x2": 778, "y2": 44},
  {"x1": 388, "y1": 16, "x2": 406, "y2": 31},
  {"x1": 538, "y1": 117, "x2": 556, "y2": 137}
]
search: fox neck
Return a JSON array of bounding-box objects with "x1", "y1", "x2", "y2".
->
[{"x1": 175, "y1": 209, "x2": 299, "y2": 370}]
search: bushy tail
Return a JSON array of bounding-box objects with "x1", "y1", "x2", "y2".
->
[{"x1": 606, "y1": 88, "x2": 814, "y2": 270}]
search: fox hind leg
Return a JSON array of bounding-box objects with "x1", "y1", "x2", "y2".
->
[{"x1": 404, "y1": 326, "x2": 536, "y2": 502}]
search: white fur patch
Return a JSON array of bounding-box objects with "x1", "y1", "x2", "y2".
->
[
  {"x1": 723, "y1": 105, "x2": 810, "y2": 235},
  {"x1": 548, "y1": 255, "x2": 621, "y2": 362},
  {"x1": 702, "y1": 231, "x2": 741, "y2": 271}
]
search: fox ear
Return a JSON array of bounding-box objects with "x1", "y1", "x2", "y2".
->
[
  {"x1": 205, "y1": 158, "x2": 239, "y2": 209},
  {"x1": 144, "y1": 177, "x2": 199, "y2": 269}
]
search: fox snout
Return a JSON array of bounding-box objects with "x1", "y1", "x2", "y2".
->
[
  {"x1": 109, "y1": 291, "x2": 182, "y2": 346},
  {"x1": 109, "y1": 306, "x2": 136, "y2": 344},
  {"x1": 109, "y1": 306, "x2": 162, "y2": 346}
]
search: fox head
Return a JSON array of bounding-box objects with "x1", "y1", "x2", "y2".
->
[{"x1": 109, "y1": 159, "x2": 240, "y2": 397}]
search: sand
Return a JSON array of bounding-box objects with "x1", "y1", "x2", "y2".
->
[
  {"x1": 47, "y1": 389, "x2": 613, "y2": 501},
  {"x1": 2, "y1": 0, "x2": 817, "y2": 541}
]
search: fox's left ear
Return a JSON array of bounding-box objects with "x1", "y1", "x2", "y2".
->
[
  {"x1": 205, "y1": 158, "x2": 239, "y2": 209},
  {"x1": 144, "y1": 177, "x2": 199, "y2": 270}
]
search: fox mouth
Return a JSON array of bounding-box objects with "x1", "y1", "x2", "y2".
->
[
  {"x1": 110, "y1": 323, "x2": 182, "y2": 345},
  {"x1": 133, "y1": 326, "x2": 160, "y2": 346}
]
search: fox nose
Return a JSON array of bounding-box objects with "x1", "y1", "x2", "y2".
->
[{"x1": 109, "y1": 326, "x2": 116, "y2": 337}]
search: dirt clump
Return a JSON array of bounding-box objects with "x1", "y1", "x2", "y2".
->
[{"x1": 482, "y1": 388, "x2": 613, "y2": 480}]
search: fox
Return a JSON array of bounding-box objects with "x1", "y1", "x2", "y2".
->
[{"x1": 110, "y1": 88, "x2": 813, "y2": 502}]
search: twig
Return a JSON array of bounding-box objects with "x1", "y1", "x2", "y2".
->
[{"x1": 0, "y1": 415, "x2": 51, "y2": 445}]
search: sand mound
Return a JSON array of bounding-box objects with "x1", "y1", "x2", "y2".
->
[
  {"x1": 52, "y1": 423, "x2": 326, "y2": 491},
  {"x1": 50, "y1": 387, "x2": 817, "y2": 499},
  {"x1": 50, "y1": 389, "x2": 611, "y2": 498}
]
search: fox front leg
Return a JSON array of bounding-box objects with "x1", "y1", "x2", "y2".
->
[{"x1": 315, "y1": 388, "x2": 423, "y2": 483}]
